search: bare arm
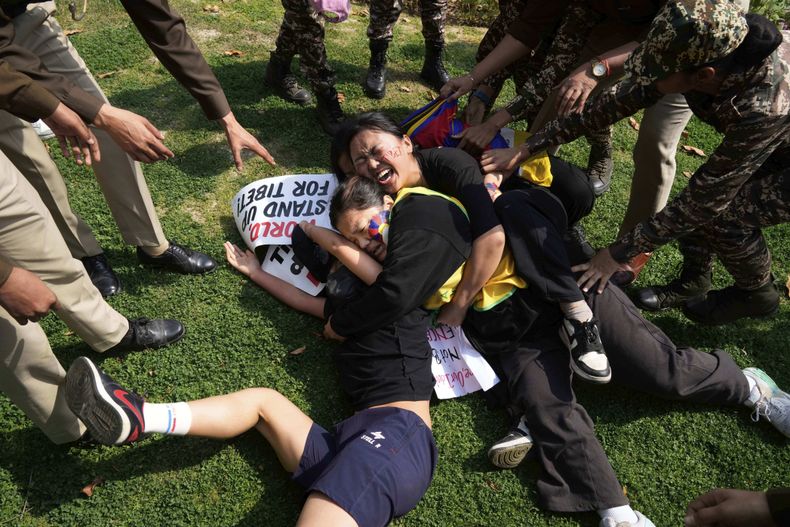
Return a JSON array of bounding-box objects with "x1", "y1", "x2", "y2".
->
[
  {"x1": 224, "y1": 242, "x2": 326, "y2": 318},
  {"x1": 299, "y1": 222, "x2": 382, "y2": 286},
  {"x1": 437, "y1": 226, "x2": 506, "y2": 326}
]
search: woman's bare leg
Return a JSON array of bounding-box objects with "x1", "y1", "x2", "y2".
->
[
  {"x1": 187, "y1": 387, "x2": 314, "y2": 472},
  {"x1": 296, "y1": 492, "x2": 358, "y2": 527}
]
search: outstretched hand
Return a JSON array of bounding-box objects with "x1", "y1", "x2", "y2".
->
[
  {"x1": 571, "y1": 247, "x2": 628, "y2": 294},
  {"x1": 219, "y1": 111, "x2": 276, "y2": 171},
  {"x1": 93, "y1": 104, "x2": 173, "y2": 163},
  {"x1": 480, "y1": 146, "x2": 524, "y2": 176},
  {"x1": 224, "y1": 241, "x2": 260, "y2": 277},
  {"x1": 685, "y1": 489, "x2": 774, "y2": 527},
  {"x1": 440, "y1": 74, "x2": 477, "y2": 101},
  {"x1": 43, "y1": 102, "x2": 101, "y2": 166}
]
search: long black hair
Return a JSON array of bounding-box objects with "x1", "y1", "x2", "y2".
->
[
  {"x1": 329, "y1": 112, "x2": 406, "y2": 182},
  {"x1": 329, "y1": 176, "x2": 386, "y2": 229}
]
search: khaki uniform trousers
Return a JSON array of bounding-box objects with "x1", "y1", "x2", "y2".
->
[
  {"x1": 0, "y1": 2, "x2": 167, "y2": 258},
  {"x1": 0, "y1": 150, "x2": 128, "y2": 444}
]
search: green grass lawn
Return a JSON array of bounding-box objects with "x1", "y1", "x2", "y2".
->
[{"x1": 3, "y1": 1, "x2": 789, "y2": 525}]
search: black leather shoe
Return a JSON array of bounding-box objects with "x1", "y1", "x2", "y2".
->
[
  {"x1": 632, "y1": 268, "x2": 711, "y2": 311},
  {"x1": 683, "y1": 281, "x2": 780, "y2": 326},
  {"x1": 82, "y1": 254, "x2": 121, "y2": 297},
  {"x1": 137, "y1": 242, "x2": 216, "y2": 274},
  {"x1": 111, "y1": 317, "x2": 185, "y2": 352}
]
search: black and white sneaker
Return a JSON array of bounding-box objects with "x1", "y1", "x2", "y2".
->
[
  {"x1": 559, "y1": 318, "x2": 611, "y2": 384},
  {"x1": 487, "y1": 416, "x2": 533, "y2": 469},
  {"x1": 65, "y1": 357, "x2": 146, "y2": 445}
]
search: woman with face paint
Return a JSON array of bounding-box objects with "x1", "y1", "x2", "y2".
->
[
  {"x1": 323, "y1": 175, "x2": 790, "y2": 527},
  {"x1": 331, "y1": 112, "x2": 612, "y2": 385}
]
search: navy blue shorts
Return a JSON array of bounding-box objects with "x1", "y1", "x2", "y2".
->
[{"x1": 292, "y1": 406, "x2": 437, "y2": 527}]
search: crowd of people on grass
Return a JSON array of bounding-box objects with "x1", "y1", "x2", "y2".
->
[{"x1": 0, "y1": 0, "x2": 789, "y2": 525}]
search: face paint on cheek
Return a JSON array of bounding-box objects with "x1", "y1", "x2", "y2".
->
[
  {"x1": 368, "y1": 210, "x2": 390, "y2": 244},
  {"x1": 381, "y1": 146, "x2": 402, "y2": 162}
]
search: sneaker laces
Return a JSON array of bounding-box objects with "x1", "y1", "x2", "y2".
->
[
  {"x1": 751, "y1": 397, "x2": 771, "y2": 423},
  {"x1": 282, "y1": 73, "x2": 300, "y2": 92},
  {"x1": 582, "y1": 321, "x2": 600, "y2": 345}
]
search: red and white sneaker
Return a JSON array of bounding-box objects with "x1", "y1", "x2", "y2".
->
[{"x1": 65, "y1": 357, "x2": 145, "y2": 445}]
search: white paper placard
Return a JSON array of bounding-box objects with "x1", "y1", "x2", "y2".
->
[
  {"x1": 232, "y1": 173, "x2": 338, "y2": 249},
  {"x1": 428, "y1": 324, "x2": 499, "y2": 399},
  {"x1": 258, "y1": 244, "x2": 325, "y2": 296}
]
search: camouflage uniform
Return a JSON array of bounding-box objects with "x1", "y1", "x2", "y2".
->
[
  {"x1": 473, "y1": 0, "x2": 549, "y2": 104},
  {"x1": 275, "y1": 0, "x2": 336, "y2": 90},
  {"x1": 367, "y1": 0, "x2": 447, "y2": 44},
  {"x1": 526, "y1": 1, "x2": 790, "y2": 290}
]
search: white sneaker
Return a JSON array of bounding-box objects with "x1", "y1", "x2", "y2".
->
[
  {"x1": 32, "y1": 119, "x2": 55, "y2": 140},
  {"x1": 600, "y1": 511, "x2": 656, "y2": 527},
  {"x1": 487, "y1": 415, "x2": 533, "y2": 469},
  {"x1": 743, "y1": 367, "x2": 790, "y2": 438}
]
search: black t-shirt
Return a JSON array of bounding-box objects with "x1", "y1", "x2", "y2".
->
[
  {"x1": 415, "y1": 147, "x2": 500, "y2": 240},
  {"x1": 327, "y1": 193, "x2": 472, "y2": 409}
]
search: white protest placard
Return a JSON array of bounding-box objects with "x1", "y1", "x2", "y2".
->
[
  {"x1": 428, "y1": 324, "x2": 499, "y2": 399},
  {"x1": 258, "y1": 245, "x2": 325, "y2": 297},
  {"x1": 232, "y1": 173, "x2": 338, "y2": 249}
]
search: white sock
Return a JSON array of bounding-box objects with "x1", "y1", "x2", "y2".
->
[
  {"x1": 745, "y1": 374, "x2": 760, "y2": 407},
  {"x1": 143, "y1": 402, "x2": 193, "y2": 435},
  {"x1": 599, "y1": 505, "x2": 639, "y2": 524},
  {"x1": 561, "y1": 300, "x2": 593, "y2": 322}
]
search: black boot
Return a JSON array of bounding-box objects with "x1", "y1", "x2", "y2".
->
[
  {"x1": 632, "y1": 266, "x2": 712, "y2": 311},
  {"x1": 683, "y1": 280, "x2": 780, "y2": 325},
  {"x1": 365, "y1": 39, "x2": 389, "y2": 99},
  {"x1": 264, "y1": 52, "x2": 312, "y2": 105},
  {"x1": 420, "y1": 41, "x2": 450, "y2": 91},
  {"x1": 587, "y1": 132, "x2": 613, "y2": 196},
  {"x1": 316, "y1": 85, "x2": 346, "y2": 136}
]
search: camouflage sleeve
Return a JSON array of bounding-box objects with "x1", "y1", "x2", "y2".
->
[
  {"x1": 524, "y1": 80, "x2": 660, "y2": 154},
  {"x1": 609, "y1": 113, "x2": 788, "y2": 262},
  {"x1": 504, "y1": 1, "x2": 601, "y2": 121}
]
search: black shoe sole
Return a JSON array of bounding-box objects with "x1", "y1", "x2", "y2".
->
[{"x1": 65, "y1": 357, "x2": 129, "y2": 445}]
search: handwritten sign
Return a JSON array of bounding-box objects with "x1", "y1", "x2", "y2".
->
[
  {"x1": 232, "y1": 174, "x2": 338, "y2": 248},
  {"x1": 258, "y1": 245, "x2": 325, "y2": 296},
  {"x1": 428, "y1": 324, "x2": 499, "y2": 399}
]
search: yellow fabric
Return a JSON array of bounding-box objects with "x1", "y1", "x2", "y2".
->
[
  {"x1": 512, "y1": 130, "x2": 553, "y2": 188},
  {"x1": 402, "y1": 99, "x2": 445, "y2": 137},
  {"x1": 393, "y1": 187, "x2": 526, "y2": 312}
]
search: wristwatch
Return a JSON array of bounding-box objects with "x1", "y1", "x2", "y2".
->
[{"x1": 591, "y1": 58, "x2": 610, "y2": 78}]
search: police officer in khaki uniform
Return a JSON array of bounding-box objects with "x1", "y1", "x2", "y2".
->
[
  {"x1": 0, "y1": 0, "x2": 275, "y2": 297},
  {"x1": 0, "y1": 64, "x2": 184, "y2": 443}
]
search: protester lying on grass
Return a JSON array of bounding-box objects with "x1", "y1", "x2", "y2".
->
[
  {"x1": 331, "y1": 112, "x2": 611, "y2": 385},
  {"x1": 319, "y1": 176, "x2": 790, "y2": 527}
]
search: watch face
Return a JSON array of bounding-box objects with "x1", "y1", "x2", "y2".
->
[{"x1": 592, "y1": 62, "x2": 607, "y2": 77}]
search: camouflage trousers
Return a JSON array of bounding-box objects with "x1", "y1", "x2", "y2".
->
[
  {"x1": 274, "y1": 0, "x2": 335, "y2": 91},
  {"x1": 367, "y1": 0, "x2": 446, "y2": 44},
  {"x1": 680, "y1": 154, "x2": 790, "y2": 290}
]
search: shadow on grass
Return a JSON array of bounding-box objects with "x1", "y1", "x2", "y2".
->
[{"x1": 0, "y1": 429, "x2": 225, "y2": 516}]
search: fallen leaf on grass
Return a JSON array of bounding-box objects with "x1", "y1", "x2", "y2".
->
[
  {"x1": 357, "y1": 8, "x2": 369, "y2": 17},
  {"x1": 289, "y1": 346, "x2": 307, "y2": 355},
  {"x1": 203, "y1": 4, "x2": 220, "y2": 12},
  {"x1": 785, "y1": 275, "x2": 790, "y2": 297},
  {"x1": 682, "y1": 171, "x2": 692, "y2": 179},
  {"x1": 485, "y1": 480, "x2": 500, "y2": 492},
  {"x1": 81, "y1": 477, "x2": 105, "y2": 497},
  {"x1": 399, "y1": 86, "x2": 412, "y2": 93},
  {"x1": 97, "y1": 71, "x2": 116, "y2": 79},
  {"x1": 681, "y1": 145, "x2": 706, "y2": 157},
  {"x1": 628, "y1": 117, "x2": 640, "y2": 131},
  {"x1": 223, "y1": 50, "x2": 244, "y2": 57},
  {"x1": 65, "y1": 29, "x2": 83, "y2": 36},
  {"x1": 337, "y1": 91, "x2": 346, "y2": 104},
  {"x1": 681, "y1": 130, "x2": 689, "y2": 139},
  {"x1": 63, "y1": 329, "x2": 74, "y2": 336}
]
